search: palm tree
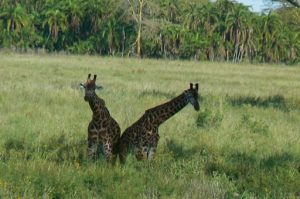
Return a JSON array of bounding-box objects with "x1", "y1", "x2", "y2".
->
[
  {"x1": 160, "y1": 23, "x2": 179, "y2": 58},
  {"x1": 83, "y1": 0, "x2": 107, "y2": 34},
  {"x1": 0, "y1": 3, "x2": 29, "y2": 33},
  {"x1": 182, "y1": 3, "x2": 217, "y2": 60},
  {"x1": 42, "y1": 2, "x2": 67, "y2": 44},
  {"x1": 225, "y1": 4, "x2": 253, "y2": 62},
  {"x1": 215, "y1": 0, "x2": 235, "y2": 61},
  {"x1": 0, "y1": 2, "x2": 33, "y2": 50},
  {"x1": 199, "y1": 3, "x2": 220, "y2": 60},
  {"x1": 157, "y1": 0, "x2": 181, "y2": 23},
  {"x1": 257, "y1": 11, "x2": 282, "y2": 62},
  {"x1": 286, "y1": 31, "x2": 300, "y2": 63},
  {"x1": 63, "y1": 0, "x2": 84, "y2": 33}
]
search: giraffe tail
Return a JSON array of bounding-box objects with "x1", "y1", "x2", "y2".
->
[
  {"x1": 114, "y1": 138, "x2": 121, "y2": 155},
  {"x1": 115, "y1": 137, "x2": 127, "y2": 165}
]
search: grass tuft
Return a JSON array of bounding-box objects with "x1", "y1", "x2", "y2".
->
[{"x1": 228, "y1": 94, "x2": 290, "y2": 111}]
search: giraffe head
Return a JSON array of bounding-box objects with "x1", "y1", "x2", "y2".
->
[
  {"x1": 185, "y1": 83, "x2": 200, "y2": 111},
  {"x1": 80, "y1": 74, "x2": 103, "y2": 101}
]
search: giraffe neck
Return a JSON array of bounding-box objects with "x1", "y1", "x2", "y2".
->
[
  {"x1": 88, "y1": 92, "x2": 109, "y2": 123},
  {"x1": 146, "y1": 92, "x2": 188, "y2": 126}
]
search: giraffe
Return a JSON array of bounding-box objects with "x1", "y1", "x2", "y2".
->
[
  {"x1": 80, "y1": 74, "x2": 120, "y2": 164},
  {"x1": 118, "y1": 83, "x2": 200, "y2": 164}
]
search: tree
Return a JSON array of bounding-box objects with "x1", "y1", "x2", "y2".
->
[
  {"x1": 225, "y1": 4, "x2": 253, "y2": 62},
  {"x1": 0, "y1": 2, "x2": 34, "y2": 50},
  {"x1": 0, "y1": 3, "x2": 29, "y2": 33},
  {"x1": 276, "y1": 7, "x2": 300, "y2": 31},
  {"x1": 286, "y1": 0, "x2": 300, "y2": 6},
  {"x1": 257, "y1": 11, "x2": 282, "y2": 62},
  {"x1": 63, "y1": 0, "x2": 84, "y2": 33},
  {"x1": 273, "y1": 0, "x2": 300, "y2": 7},
  {"x1": 0, "y1": 0, "x2": 299, "y2": 63},
  {"x1": 42, "y1": 2, "x2": 67, "y2": 44}
]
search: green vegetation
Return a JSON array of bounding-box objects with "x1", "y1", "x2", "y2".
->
[
  {"x1": 0, "y1": 54, "x2": 299, "y2": 198},
  {"x1": 0, "y1": 0, "x2": 300, "y2": 64}
]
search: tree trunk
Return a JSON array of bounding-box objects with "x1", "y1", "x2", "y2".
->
[
  {"x1": 136, "y1": 0, "x2": 143, "y2": 57},
  {"x1": 122, "y1": 27, "x2": 125, "y2": 57},
  {"x1": 136, "y1": 22, "x2": 141, "y2": 57}
]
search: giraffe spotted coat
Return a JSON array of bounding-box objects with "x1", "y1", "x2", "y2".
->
[
  {"x1": 118, "y1": 83, "x2": 200, "y2": 164},
  {"x1": 80, "y1": 74, "x2": 120, "y2": 164}
]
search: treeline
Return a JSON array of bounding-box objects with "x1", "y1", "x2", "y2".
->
[{"x1": 0, "y1": 0, "x2": 299, "y2": 64}]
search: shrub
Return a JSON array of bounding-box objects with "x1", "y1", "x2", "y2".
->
[
  {"x1": 68, "y1": 40, "x2": 96, "y2": 54},
  {"x1": 4, "y1": 138, "x2": 25, "y2": 152},
  {"x1": 196, "y1": 107, "x2": 223, "y2": 128}
]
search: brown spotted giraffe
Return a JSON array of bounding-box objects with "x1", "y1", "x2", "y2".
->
[
  {"x1": 118, "y1": 83, "x2": 200, "y2": 164},
  {"x1": 80, "y1": 74, "x2": 120, "y2": 164}
]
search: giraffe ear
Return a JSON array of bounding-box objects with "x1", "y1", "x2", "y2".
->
[
  {"x1": 80, "y1": 83, "x2": 86, "y2": 88},
  {"x1": 96, "y1": 85, "x2": 103, "y2": 90},
  {"x1": 87, "y1": 74, "x2": 91, "y2": 79},
  {"x1": 190, "y1": 83, "x2": 193, "y2": 89},
  {"x1": 195, "y1": 83, "x2": 199, "y2": 91}
]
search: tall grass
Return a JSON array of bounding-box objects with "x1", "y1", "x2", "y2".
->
[{"x1": 0, "y1": 54, "x2": 299, "y2": 198}]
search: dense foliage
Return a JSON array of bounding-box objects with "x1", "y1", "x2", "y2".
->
[{"x1": 0, "y1": 0, "x2": 300, "y2": 63}]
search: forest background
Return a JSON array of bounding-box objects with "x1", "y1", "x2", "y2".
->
[{"x1": 0, "y1": 0, "x2": 300, "y2": 64}]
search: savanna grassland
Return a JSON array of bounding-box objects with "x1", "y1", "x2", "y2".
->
[{"x1": 0, "y1": 54, "x2": 300, "y2": 198}]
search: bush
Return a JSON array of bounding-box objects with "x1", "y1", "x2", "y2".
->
[
  {"x1": 68, "y1": 40, "x2": 96, "y2": 54},
  {"x1": 196, "y1": 107, "x2": 223, "y2": 128}
]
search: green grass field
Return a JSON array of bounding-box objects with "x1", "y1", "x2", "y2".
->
[{"x1": 0, "y1": 54, "x2": 299, "y2": 198}]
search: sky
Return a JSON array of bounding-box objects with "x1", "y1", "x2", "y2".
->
[{"x1": 235, "y1": 0, "x2": 280, "y2": 12}]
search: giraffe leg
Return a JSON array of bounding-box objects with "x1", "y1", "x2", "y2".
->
[
  {"x1": 147, "y1": 129, "x2": 159, "y2": 161},
  {"x1": 110, "y1": 150, "x2": 117, "y2": 166},
  {"x1": 87, "y1": 136, "x2": 98, "y2": 160},
  {"x1": 147, "y1": 145, "x2": 157, "y2": 161},
  {"x1": 135, "y1": 148, "x2": 143, "y2": 161},
  {"x1": 98, "y1": 143, "x2": 105, "y2": 155},
  {"x1": 119, "y1": 152, "x2": 127, "y2": 165},
  {"x1": 136, "y1": 146, "x2": 148, "y2": 161},
  {"x1": 103, "y1": 141, "x2": 116, "y2": 165},
  {"x1": 117, "y1": 134, "x2": 133, "y2": 165},
  {"x1": 119, "y1": 144, "x2": 128, "y2": 165}
]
